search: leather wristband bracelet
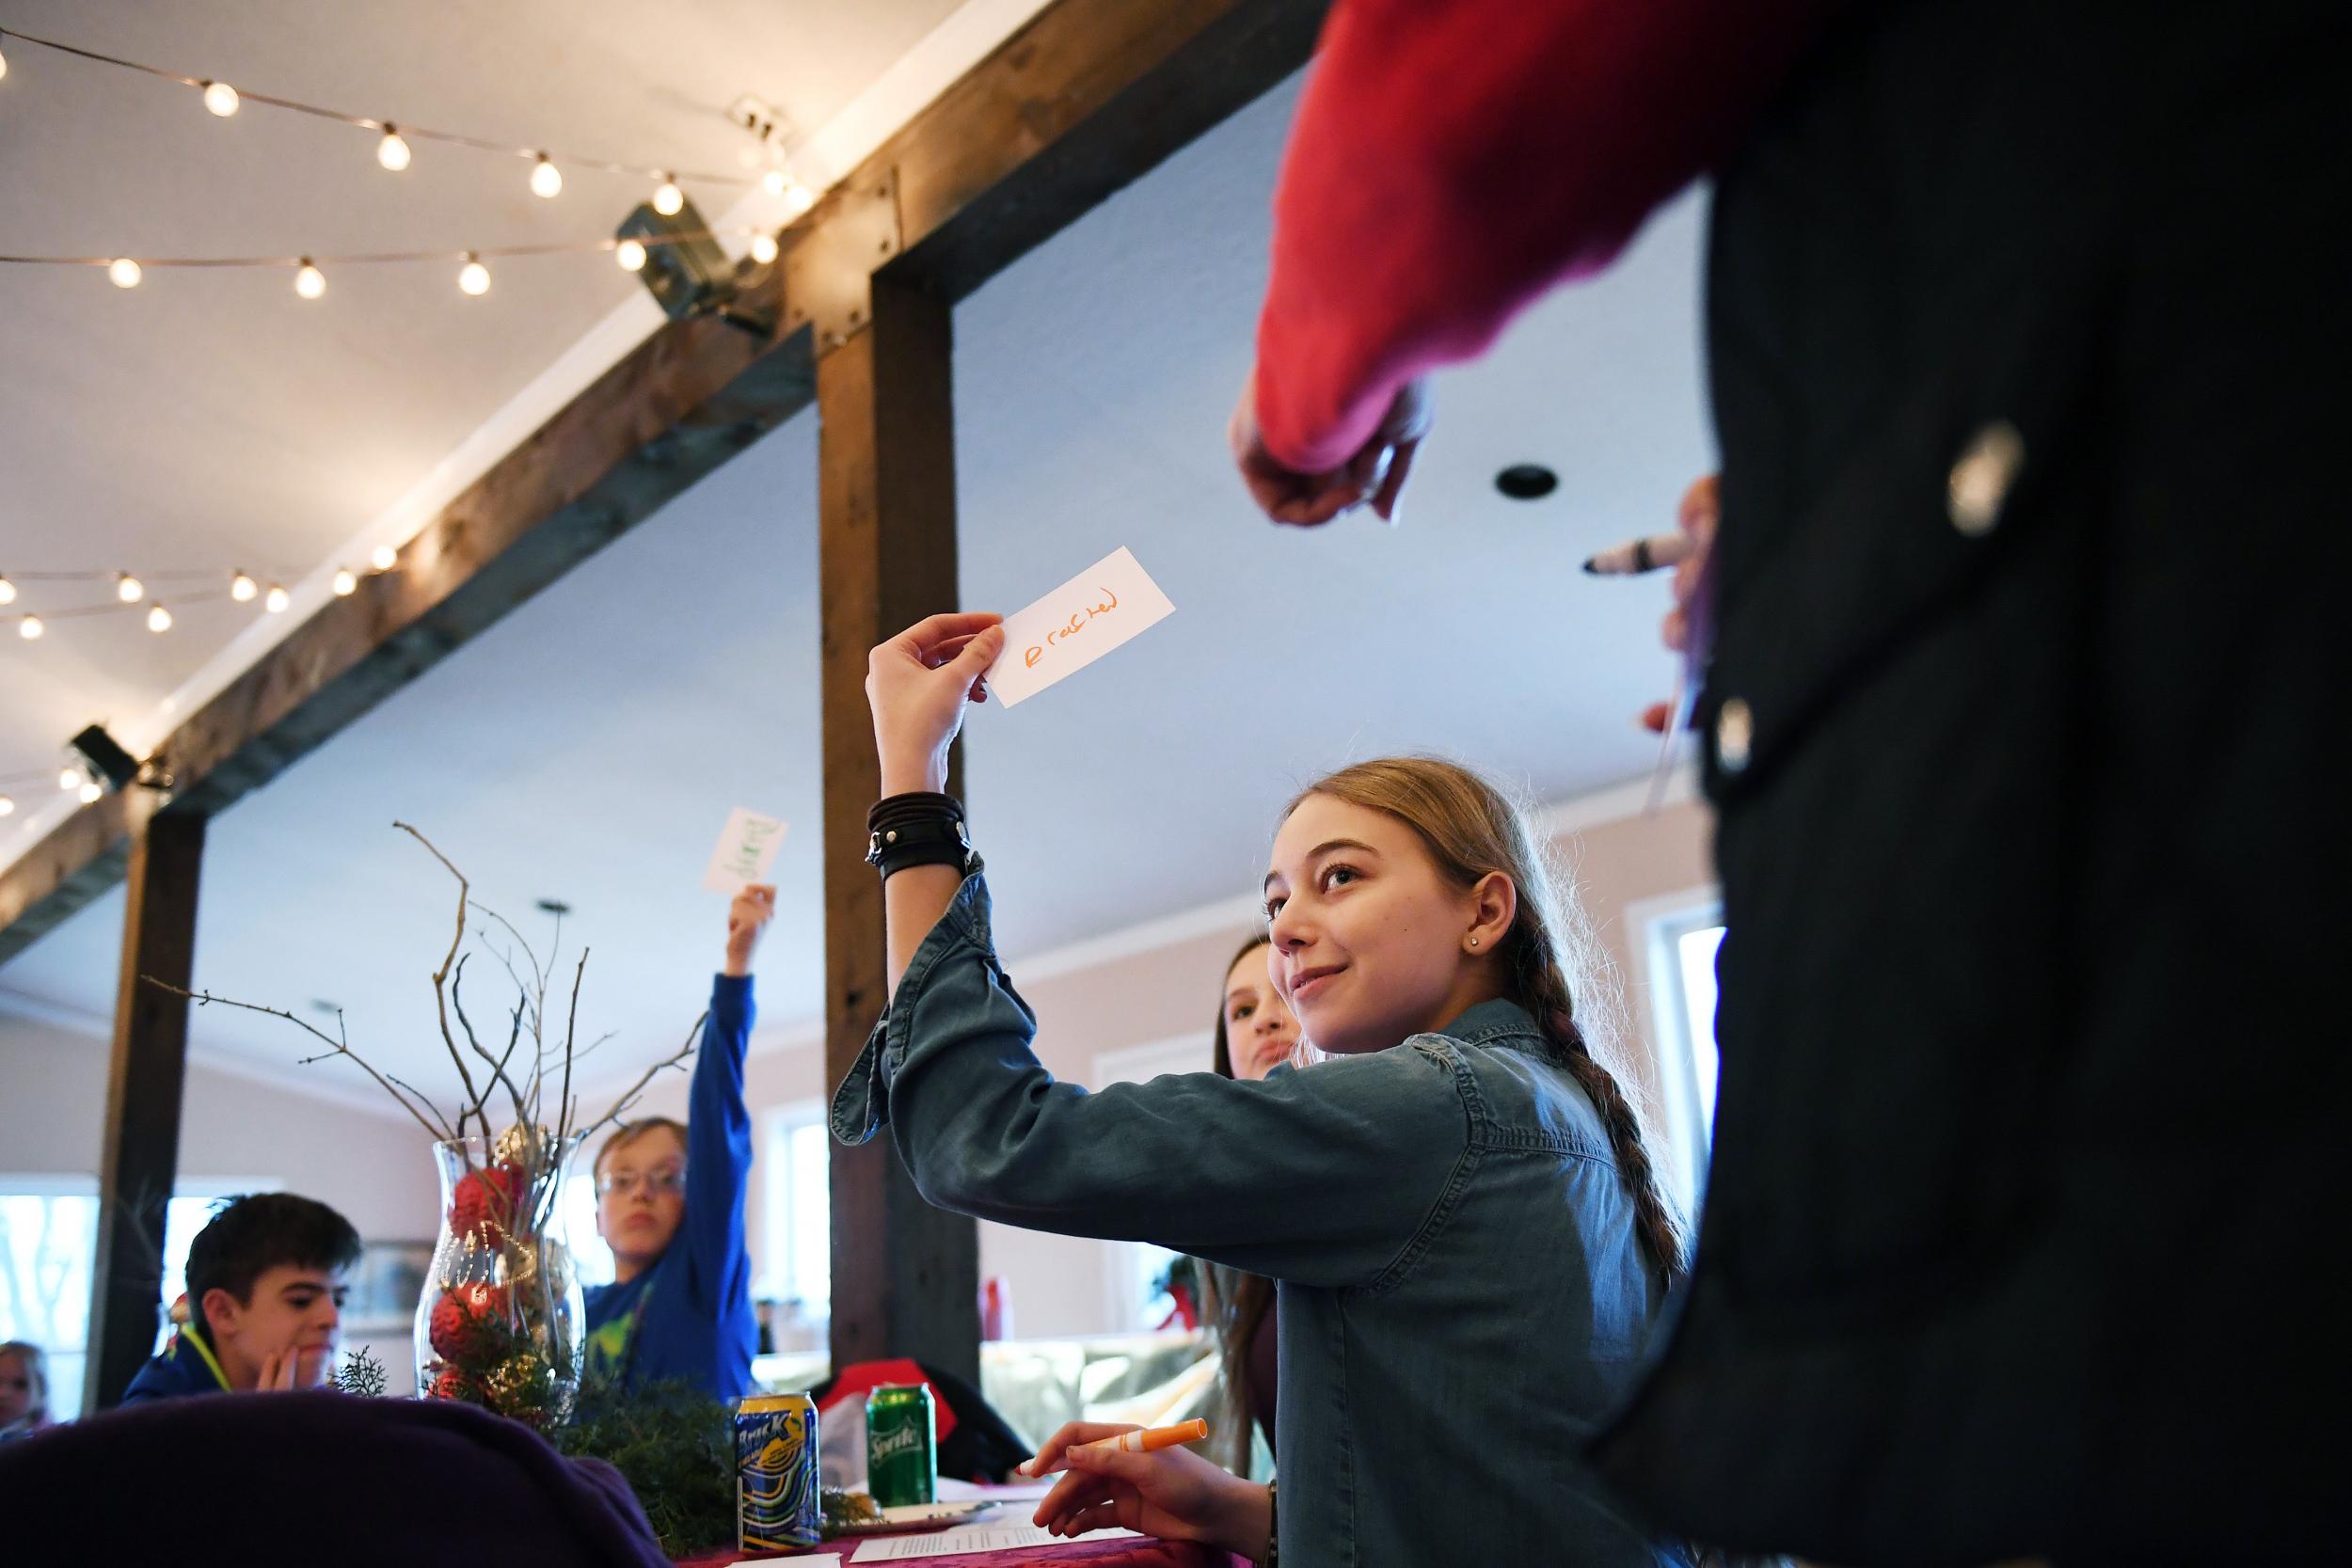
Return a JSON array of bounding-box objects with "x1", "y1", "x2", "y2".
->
[{"x1": 866, "y1": 793, "x2": 976, "y2": 879}]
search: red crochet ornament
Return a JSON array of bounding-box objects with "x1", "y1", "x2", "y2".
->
[
  {"x1": 448, "y1": 1164, "x2": 521, "y2": 1239},
  {"x1": 428, "y1": 1365, "x2": 477, "y2": 1402},
  {"x1": 427, "y1": 1280, "x2": 510, "y2": 1360}
]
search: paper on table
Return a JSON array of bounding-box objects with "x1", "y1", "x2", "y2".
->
[
  {"x1": 702, "y1": 807, "x2": 787, "y2": 895},
  {"x1": 850, "y1": 1523, "x2": 1142, "y2": 1561},
  {"x1": 934, "y1": 1478, "x2": 1052, "y2": 1502},
  {"x1": 981, "y1": 547, "x2": 1175, "y2": 709}
]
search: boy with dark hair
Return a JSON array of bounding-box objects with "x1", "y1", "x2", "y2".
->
[
  {"x1": 121, "y1": 1192, "x2": 361, "y2": 1402},
  {"x1": 583, "y1": 883, "x2": 769, "y2": 1399}
]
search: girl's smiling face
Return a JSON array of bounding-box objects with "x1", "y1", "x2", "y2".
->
[
  {"x1": 1263, "y1": 793, "x2": 1513, "y2": 1055},
  {"x1": 1222, "y1": 942, "x2": 1301, "y2": 1081}
]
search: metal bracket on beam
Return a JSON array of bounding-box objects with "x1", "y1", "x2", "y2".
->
[{"x1": 786, "y1": 169, "x2": 903, "y2": 355}]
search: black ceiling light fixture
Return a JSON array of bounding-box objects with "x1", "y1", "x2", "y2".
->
[
  {"x1": 69, "y1": 723, "x2": 170, "y2": 793},
  {"x1": 617, "y1": 197, "x2": 773, "y2": 336},
  {"x1": 1494, "y1": 464, "x2": 1560, "y2": 501}
]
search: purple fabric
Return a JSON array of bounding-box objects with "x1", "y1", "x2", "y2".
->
[{"x1": 0, "y1": 1390, "x2": 666, "y2": 1566}]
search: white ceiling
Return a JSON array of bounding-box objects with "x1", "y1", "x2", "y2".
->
[
  {"x1": 0, "y1": 0, "x2": 965, "y2": 790},
  {"x1": 0, "y1": 35, "x2": 1715, "y2": 1116}
]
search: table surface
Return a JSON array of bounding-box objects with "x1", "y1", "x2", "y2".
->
[
  {"x1": 672, "y1": 1490, "x2": 1240, "y2": 1568},
  {"x1": 676, "y1": 1533, "x2": 1230, "y2": 1568}
]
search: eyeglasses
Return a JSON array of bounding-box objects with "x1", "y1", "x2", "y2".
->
[{"x1": 596, "y1": 1167, "x2": 687, "y2": 1198}]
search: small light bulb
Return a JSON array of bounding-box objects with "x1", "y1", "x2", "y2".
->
[
  {"x1": 117, "y1": 573, "x2": 145, "y2": 603},
  {"x1": 0, "y1": 576, "x2": 15, "y2": 606},
  {"x1": 763, "y1": 168, "x2": 787, "y2": 196},
  {"x1": 458, "y1": 255, "x2": 490, "y2": 296},
  {"x1": 0, "y1": 42, "x2": 9, "y2": 84},
  {"x1": 377, "y1": 127, "x2": 411, "y2": 172},
  {"x1": 615, "y1": 238, "x2": 647, "y2": 272},
  {"x1": 147, "y1": 603, "x2": 173, "y2": 632},
  {"x1": 295, "y1": 261, "x2": 326, "y2": 300},
  {"x1": 750, "y1": 232, "x2": 779, "y2": 265},
  {"x1": 264, "y1": 584, "x2": 290, "y2": 613},
  {"x1": 109, "y1": 258, "x2": 143, "y2": 289},
  {"x1": 0, "y1": 796, "x2": 15, "y2": 817},
  {"x1": 79, "y1": 781, "x2": 103, "y2": 804},
  {"x1": 781, "y1": 181, "x2": 816, "y2": 218},
  {"x1": 652, "y1": 176, "x2": 683, "y2": 216},
  {"x1": 531, "y1": 154, "x2": 563, "y2": 198},
  {"x1": 21, "y1": 614, "x2": 44, "y2": 641},
  {"x1": 332, "y1": 567, "x2": 357, "y2": 596},
  {"x1": 61, "y1": 768, "x2": 82, "y2": 792},
  {"x1": 203, "y1": 81, "x2": 240, "y2": 117},
  {"x1": 230, "y1": 569, "x2": 257, "y2": 602},
  {"x1": 370, "y1": 545, "x2": 398, "y2": 572}
]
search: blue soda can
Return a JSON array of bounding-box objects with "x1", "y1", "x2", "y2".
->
[{"x1": 737, "y1": 1392, "x2": 822, "y2": 1551}]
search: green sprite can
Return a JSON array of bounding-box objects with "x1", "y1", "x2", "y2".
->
[{"x1": 865, "y1": 1382, "x2": 938, "y2": 1507}]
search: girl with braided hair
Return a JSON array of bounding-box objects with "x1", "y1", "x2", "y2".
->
[{"x1": 838, "y1": 611, "x2": 1690, "y2": 1568}]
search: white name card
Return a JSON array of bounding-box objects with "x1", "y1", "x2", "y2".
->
[
  {"x1": 982, "y1": 546, "x2": 1175, "y2": 709},
  {"x1": 850, "y1": 1523, "x2": 1141, "y2": 1561},
  {"x1": 701, "y1": 807, "x2": 787, "y2": 895}
]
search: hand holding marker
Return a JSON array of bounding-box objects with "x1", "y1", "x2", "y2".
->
[
  {"x1": 1018, "y1": 1419, "x2": 1213, "y2": 1475},
  {"x1": 1583, "y1": 479, "x2": 1721, "y2": 815},
  {"x1": 1079, "y1": 1418, "x2": 1211, "y2": 1456},
  {"x1": 1581, "y1": 531, "x2": 1695, "y2": 576}
]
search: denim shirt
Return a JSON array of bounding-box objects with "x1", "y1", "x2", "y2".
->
[{"x1": 834, "y1": 875, "x2": 1685, "y2": 1568}]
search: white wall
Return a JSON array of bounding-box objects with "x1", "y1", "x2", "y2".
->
[{"x1": 0, "y1": 1009, "x2": 439, "y2": 1235}]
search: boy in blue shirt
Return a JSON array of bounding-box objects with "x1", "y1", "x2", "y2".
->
[
  {"x1": 121, "y1": 1192, "x2": 361, "y2": 1402},
  {"x1": 583, "y1": 882, "x2": 768, "y2": 1399}
]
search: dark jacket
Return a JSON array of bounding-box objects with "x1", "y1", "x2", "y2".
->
[
  {"x1": 0, "y1": 1390, "x2": 665, "y2": 1565},
  {"x1": 1592, "y1": 3, "x2": 2351, "y2": 1562},
  {"x1": 120, "y1": 1327, "x2": 230, "y2": 1403}
]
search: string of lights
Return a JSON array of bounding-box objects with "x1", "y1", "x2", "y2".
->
[
  {"x1": 0, "y1": 760, "x2": 112, "y2": 811},
  {"x1": 0, "y1": 765, "x2": 108, "y2": 811},
  {"x1": 0, "y1": 223, "x2": 791, "y2": 294},
  {"x1": 0, "y1": 23, "x2": 803, "y2": 203},
  {"x1": 4, "y1": 561, "x2": 397, "y2": 641}
]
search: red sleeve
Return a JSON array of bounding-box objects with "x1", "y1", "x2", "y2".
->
[{"x1": 1253, "y1": 0, "x2": 1834, "y2": 472}]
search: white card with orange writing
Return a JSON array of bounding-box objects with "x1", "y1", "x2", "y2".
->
[
  {"x1": 702, "y1": 807, "x2": 787, "y2": 895},
  {"x1": 983, "y1": 546, "x2": 1176, "y2": 708}
]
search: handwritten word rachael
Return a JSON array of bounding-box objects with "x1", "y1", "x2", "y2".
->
[
  {"x1": 984, "y1": 546, "x2": 1174, "y2": 708},
  {"x1": 1025, "y1": 585, "x2": 1121, "y2": 669}
]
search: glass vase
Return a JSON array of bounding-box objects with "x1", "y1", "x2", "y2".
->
[{"x1": 414, "y1": 1129, "x2": 585, "y2": 1430}]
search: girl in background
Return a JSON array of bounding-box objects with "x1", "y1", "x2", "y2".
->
[{"x1": 1200, "y1": 934, "x2": 1298, "y2": 1476}]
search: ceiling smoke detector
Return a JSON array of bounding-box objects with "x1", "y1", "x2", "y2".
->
[{"x1": 1494, "y1": 464, "x2": 1559, "y2": 500}]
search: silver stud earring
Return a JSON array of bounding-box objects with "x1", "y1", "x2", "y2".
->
[{"x1": 1469, "y1": 936, "x2": 1480, "y2": 948}]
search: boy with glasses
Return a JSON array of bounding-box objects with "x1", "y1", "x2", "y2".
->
[{"x1": 584, "y1": 883, "x2": 772, "y2": 1398}]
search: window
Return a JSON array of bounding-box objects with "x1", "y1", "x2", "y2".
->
[
  {"x1": 0, "y1": 1176, "x2": 276, "y2": 1419},
  {"x1": 1095, "y1": 1033, "x2": 1217, "y2": 1332},
  {"x1": 555, "y1": 1160, "x2": 613, "y2": 1290},
  {"x1": 1637, "y1": 895, "x2": 1726, "y2": 1208},
  {"x1": 763, "y1": 1108, "x2": 831, "y2": 1326},
  {"x1": 1672, "y1": 923, "x2": 1725, "y2": 1136}
]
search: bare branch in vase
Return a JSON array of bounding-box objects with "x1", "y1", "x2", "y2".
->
[{"x1": 140, "y1": 980, "x2": 453, "y2": 1142}]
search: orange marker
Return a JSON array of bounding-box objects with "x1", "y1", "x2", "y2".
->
[{"x1": 1079, "y1": 1418, "x2": 1210, "y2": 1455}]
